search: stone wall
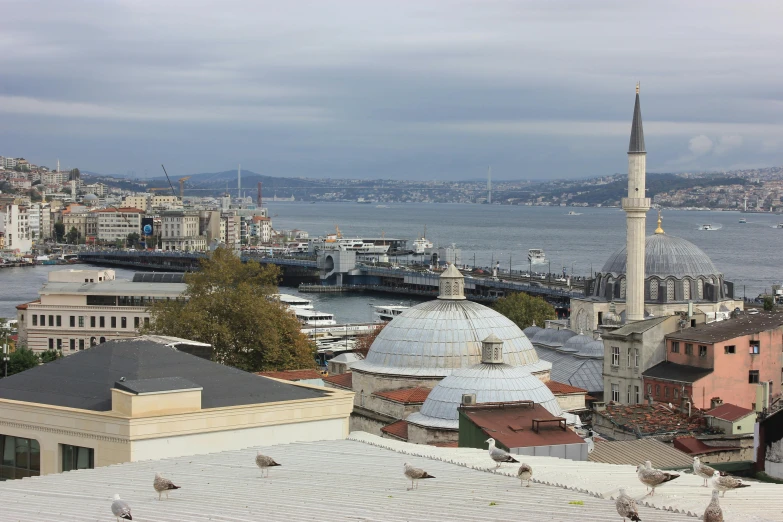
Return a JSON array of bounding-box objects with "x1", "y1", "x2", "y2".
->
[{"x1": 407, "y1": 423, "x2": 458, "y2": 445}]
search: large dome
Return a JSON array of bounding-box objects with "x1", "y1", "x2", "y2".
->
[
  {"x1": 406, "y1": 363, "x2": 563, "y2": 429},
  {"x1": 601, "y1": 233, "x2": 719, "y2": 279}
]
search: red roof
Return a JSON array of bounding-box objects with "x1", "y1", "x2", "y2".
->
[
  {"x1": 429, "y1": 441, "x2": 458, "y2": 448},
  {"x1": 15, "y1": 300, "x2": 38, "y2": 310},
  {"x1": 323, "y1": 372, "x2": 353, "y2": 389},
  {"x1": 380, "y1": 420, "x2": 408, "y2": 441},
  {"x1": 673, "y1": 436, "x2": 736, "y2": 456},
  {"x1": 373, "y1": 387, "x2": 431, "y2": 404},
  {"x1": 256, "y1": 369, "x2": 323, "y2": 381},
  {"x1": 461, "y1": 401, "x2": 585, "y2": 449},
  {"x1": 545, "y1": 381, "x2": 587, "y2": 394},
  {"x1": 706, "y1": 403, "x2": 754, "y2": 422}
]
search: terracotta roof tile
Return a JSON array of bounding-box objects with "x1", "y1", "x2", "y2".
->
[
  {"x1": 380, "y1": 420, "x2": 408, "y2": 441},
  {"x1": 546, "y1": 380, "x2": 587, "y2": 394},
  {"x1": 373, "y1": 387, "x2": 431, "y2": 404},
  {"x1": 673, "y1": 436, "x2": 735, "y2": 456},
  {"x1": 706, "y1": 403, "x2": 754, "y2": 422},
  {"x1": 323, "y1": 372, "x2": 353, "y2": 389},
  {"x1": 599, "y1": 403, "x2": 709, "y2": 436},
  {"x1": 256, "y1": 370, "x2": 323, "y2": 381}
]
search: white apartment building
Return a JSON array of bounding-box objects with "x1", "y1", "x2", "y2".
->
[
  {"x1": 221, "y1": 211, "x2": 239, "y2": 247},
  {"x1": 28, "y1": 204, "x2": 52, "y2": 241},
  {"x1": 95, "y1": 207, "x2": 143, "y2": 242},
  {"x1": 161, "y1": 210, "x2": 206, "y2": 251},
  {"x1": 0, "y1": 204, "x2": 32, "y2": 253},
  {"x1": 16, "y1": 269, "x2": 188, "y2": 353},
  {"x1": 122, "y1": 195, "x2": 150, "y2": 212},
  {"x1": 43, "y1": 171, "x2": 66, "y2": 186},
  {"x1": 4, "y1": 157, "x2": 17, "y2": 169},
  {"x1": 151, "y1": 195, "x2": 180, "y2": 209},
  {"x1": 250, "y1": 216, "x2": 272, "y2": 243}
]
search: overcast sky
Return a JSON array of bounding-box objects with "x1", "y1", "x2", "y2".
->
[{"x1": 2, "y1": 0, "x2": 782, "y2": 180}]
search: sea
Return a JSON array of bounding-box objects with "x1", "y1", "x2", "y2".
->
[{"x1": 1, "y1": 203, "x2": 779, "y2": 322}]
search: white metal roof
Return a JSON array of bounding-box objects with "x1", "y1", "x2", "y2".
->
[{"x1": 0, "y1": 434, "x2": 701, "y2": 522}]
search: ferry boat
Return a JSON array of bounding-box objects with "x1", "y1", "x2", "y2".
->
[
  {"x1": 701, "y1": 224, "x2": 715, "y2": 231},
  {"x1": 374, "y1": 304, "x2": 409, "y2": 322},
  {"x1": 309, "y1": 227, "x2": 407, "y2": 254},
  {"x1": 777, "y1": 224, "x2": 783, "y2": 229},
  {"x1": 412, "y1": 236, "x2": 433, "y2": 254},
  {"x1": 739, "y1": 218, "x2": 747, "y2": 224},
  {"x1": 567, "y1": 211, "x2": 582, "y2": 216},
  {"x1": 528, "y1": 248, "x2": 546, "y2": 264},
  {"x1": 272, "y1": 293, "x2": 314, "y2": 310},
  {"x1": 294, "y1": 309, "x2": 337, "y2": 326}
]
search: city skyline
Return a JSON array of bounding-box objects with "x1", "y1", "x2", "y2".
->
[{"x1": 2, "y1": 1, "x2": 782, "y2": 180}]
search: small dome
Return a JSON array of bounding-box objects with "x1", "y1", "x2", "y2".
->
[
  {"x1": 602, "y1": 304, "x2": 622, "y2": 326},
  {"x1": 523, "y1": 323, "x2": 543, "y2": 338},
  {"x1": 601, "y1": 233, "x2": 719, "y2": 279},
  {"x1": 575, "y1": 338, "x2": 605, "y2": 359},
  {"x1": 84, "y1": 194, "x2": 98, "y2": 200},
  {"x1": 531, "y1": 328, "x2": 577, "y2": 348},
  {"x1": 406, "y1": 363, "x2": 563, "y2": 430},
  {"x1": 560, "y1": 333, "x2": 592, "y2": 353}
]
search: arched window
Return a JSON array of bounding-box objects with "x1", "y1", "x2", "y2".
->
[
  {"x1": 683, "y1": 278, "x2": 691, "y2": 300},
  {"x1": 655, "y1": 384, "x2": 661, "y2": 396},
  {"x1": 620, "y1": 278, "x2": 626, "y2": 299},
  {"x1": 697, "y1": 279, "x2": 704, "y2": 299},
  {"x1": 666, "y1": 279, "x2": 675, "y2": 301},
  {"x1": 650, "y1": 279, "x2": 659, "y2": 300}
]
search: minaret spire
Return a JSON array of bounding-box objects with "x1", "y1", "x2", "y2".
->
[{"x1": 629, "y1": 83, "x2": 645, "y2": 153}]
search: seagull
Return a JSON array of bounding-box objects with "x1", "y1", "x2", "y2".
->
[
  {"x1": 636, "y1": 460, "x2": 679, "y2": 496},
  {"x1": 703, "y1": 489, "x2": 724, "y2": 522},
  {"x1": 153, "y1": 472, "x2": 181, "y2": 500},
  {"x1": 403, "y1": 462, "x2": 435, "y2": 490},
  {"x1": 615, "y1": 487, "x2": 641, "y2": 522},
  {"x1": 517, "y1": 463, "x2": 533, "y2": 487},
  {"x1": 693, "y1": 457, "x2": 719, "y2": 487},
  {"x1": 485, "y1": 438, "x2": 518, "y2": 468},
  {"x1": 255, "y1": 452, "x2": 281, "y2": 478},
  {"x1": 711, "y1": 474, "x2": 750, "y2": 497},
  {"x1": 111, "y1": 494, "x2": 132, "y2": 521}
]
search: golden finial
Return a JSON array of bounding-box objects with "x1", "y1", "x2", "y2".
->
[
  {"x1": 655, "y1": 209, "x2": 664, "y2": 234},
  {"x1": 636, "y1": 82, "x2": 640, "y2": 94}
]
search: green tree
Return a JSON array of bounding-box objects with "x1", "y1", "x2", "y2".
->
[
  {"x1": 127, "y1": 232, "x2": 140, "y2": 248},
  {"x1": 53, "y1": 221, "x2": 65, "y2": 243},
  {"x1": 764, "y1": 296, "x2": 775, "y2": 311},
  {"x1": 7, "y1": 348, "x2": 39, "y2": 376},
  {"x1": 40, "y1": 349, "x2": 62, "y2": 363},
  {"x1": 143, "y1": 247, "x2": 316, "y2": 372},
  {"x1": 69, "y1": 168, "x2": 81, "y2": 181},
  {"x1": 493, "y1": 292, "x2": 557, "y2": 330},
  {"x1": 66, "y1": 226, "x2": 80, "y2": 244}
]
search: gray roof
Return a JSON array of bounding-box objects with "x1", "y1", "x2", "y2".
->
[
  {"x1": 666, "y1": 312, "x2": 783, "y2": 344},
  {"x1": 0, "y1": 337, "x2": 326, "y2": 411},
  {"x1": 628, "y1": 91, "x2": 645, "y2": 153},
  {"x1": 0, "y1": 434, "x2": 700, "y2": 522},
  {"x1": 534, "y1": 346, "x2": 604, "y2": 393},
  {"x1": 603, "y1": 315, "x2": 671, "y2": 338},
  {"x1": 589, "y1": 438, "x2": 693, "y2": 470},
  {"x1": 406, "y1": 363, "x2": 562, "y2": 429},
  {"x1": 352, "y1": 298, "x2": 550, "y2": 378},
  {"x1": 601, "y1": 233, "x2": 720, "y2": 279},
  {"x1": 132, "y1": 272, "x2": 186, "y2": 283},
  {"x1": 523, "y1": 324, "x2": 543, "y2": 337},
  {"x1": 530, "y1": 327, "x2": 577, "y2": 348},
  {"x1": 114, "y1": 377, "x2": 202, "y2": 394},
  {"x1": 39, "y1": 279, "x2": 187, "y2": 297},
  {"x1": 560, "y1": 332, "x2": 592, "y2": 353},
  {"x1": 642, "y1": 361, "x2": 714, "y2": 384}
]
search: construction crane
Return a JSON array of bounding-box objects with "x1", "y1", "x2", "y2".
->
[{"x1": 178, "y1": 176, "x2": 191, "y2": 200}]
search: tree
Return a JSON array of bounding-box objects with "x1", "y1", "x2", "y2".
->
[
  {"x1": 493, "y1": 292, "x2": 556, "y2": 330},
  {"x1": 69, "y1": 168, "x2": 81, "y2": 181},
  {"x1": 127, "y1": 232, "x2": 140, "y2": 248},
  {"x1": 7, "y1": 348, "x2": 39, "y2": 376},
  {"x1": 53, "y1": 222, "x2": 65, "y2": 243},
  {"x1": 354, "y1": 322, "x2": 385, "y2": 358},
  {"x1": 764, "y1": 296, "x2": 775, "y2": 311},
  {"x1": 143, "y1": 247, "x2": 316, "y2": 372},
  {"x1": 66, "y1": 226, "x2": 80, "y2": 244},
  {"x1": 40, "y1": 349, "x2": 62, "y2": 363}
]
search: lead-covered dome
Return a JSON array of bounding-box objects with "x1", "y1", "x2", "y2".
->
[
  {"x1": 601, "y1": 233, "x2": 719, "y2": 279},
  {"x1": 352, "y1": 267, "x2": 549, "y2": 377}
]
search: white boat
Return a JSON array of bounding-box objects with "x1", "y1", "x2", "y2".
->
[
  {"x1": 412, "y1": 236, "x2": 433, "y2": 254},
  {"x1": 309, "y1": 228, "x2": 407, "y2": 254},
  {"x1": 272, "y1": 293, "x2": 314, "y2": 310},
  {"x1": 374, "y1": 305, "x2": 409, "y2": 322},
  {"x1": 739, "y1": 218, "x2": 747, "y2": 224},
  {"x1": 376, "y1": 205, "x2": 390, "y2": 208},
  {"x1": 701, "y1": 224, "x2": 714, "y2": 230},
  {"x1": 777, "y1": 224, "x2": 783, "y2": 229},
  {"x1": 294, "y1": 309, "x2": 337, "y2": 326},
  {"x1": 567, "y1": 211, "x2": 582, "y2": 216},
  {"x1": 528, "y1": 248, "x2": 546, "y2": 264}
]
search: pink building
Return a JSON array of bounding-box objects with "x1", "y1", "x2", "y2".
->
[{"x1": 643, "y1": 312, "x2": 783, "y2": 411}]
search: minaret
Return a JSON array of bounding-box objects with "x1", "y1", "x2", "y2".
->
[{"x1": 623, "y1": 83, "x2": 650, "y2": 323}]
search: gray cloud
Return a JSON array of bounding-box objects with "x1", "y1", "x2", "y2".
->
[{"x1": 1, "y1": 0, "x2": 782, "y2": 179}]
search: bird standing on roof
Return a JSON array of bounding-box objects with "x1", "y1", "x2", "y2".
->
[
  {"x1": 615, "y1": 487, "x2": 641, "y2": 521},
  {"x1": 486, "y1": 438, "x2": 519, "y2": 468},
  {"x1": 111, "y1": 494, "x2": 132, "y2": 521},
  {"x1": 256, "y1": 452, "x2": 281, "y2": 477},
  {"x1": 153, "y1": 472, "x2": 181, "y2": 500},
  {"x1": 636, "y1": 460, "x2": 679, "y2": 496},
  {"x1": 703, "y1": 489, "x2": 724, "y2": 522},
  {"x1": 517, "y1": 463, "x2": 533, "y2": 487},
  {"x1": 693, "y1": 457, "x2": 721, "y2": 487},
  {"x1": 711, "y1": 474, "x2": 750, "y2": 497},
  {"x1": 404, "y1": 462, "x2": 435, "y2": 490}
]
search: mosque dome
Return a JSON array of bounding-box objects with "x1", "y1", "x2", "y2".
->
[
  {"x1": 560, "y1": 332, "x2": 592, "y2": 353},
  {"x1": 530, "y1": 328, "x2": 577, "y2": 348},
  {"x1": 600, "y1": 233, "x2": 719, "y2": 280},
  {"x1": 84, "y1": 193, "x2": 98, "y2": 201},
  {"x1": 574, "y1": 336, "x2": 605, "y2": 359},
  {"x1": 406, "y1": 335, "x2": 563, "y2": 430},
  {"x1": 523, "y1": 322, "x2": 543, "y2": 338},
  {"x1": 351, "y1": 266, "x2": 550, "y2": 378}
]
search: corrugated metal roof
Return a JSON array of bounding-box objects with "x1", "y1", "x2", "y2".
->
[
  {"x1": 534, "y1": 347, "x2": 604, "y2": 394},
  {"x1": 589, "y1": 439, "x2": 693, "y2": 469},
  {"x1": 39, "y1": 279, "x2": 187, "y2": 296},
  {"x1": 0, "y1": 434, "x2": 704, "y2": 522},
  {"x1": 667, "y1": 312, "x2": 783, "y2": 343}
]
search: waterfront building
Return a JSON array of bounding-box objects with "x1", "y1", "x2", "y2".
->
[
  {"x1": 95, "y1": 207, "x2": 143, "y2": 242},
  {"x1": 161, "y1": 210, "x2": 206, "y2": 251},
  {"x1": 0, "y1": 336, "x2": 352, "y2": 478},
  {"x1": 122, "y1": 194, "x2": 150, "y2": 211},
  {"x1": 15, "y1": 269, "x2": 187, "y2": 353},
  {"x1": 61, "y1": 204, "x2": 91, "y2": 241},
  {"x1": 0, "y1": 204, "x2": 32, "y2": 253}
]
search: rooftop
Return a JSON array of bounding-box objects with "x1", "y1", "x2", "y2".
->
[
  {"x1": 589, "y1": 438, "x2": 693, "y2": 470},
  {"x1": 545, "y1": 380, "x2": 588, "y2": 395},
  {"x1": 322, "y1": 372, "x2": 353, "y2": 389},
  {"x1": 39, "y1": 279, "x2": 187, "y2": 297},
  {"x1": 256, "y1": 369, "x2": 325, "y2": 382},
  {"x1": 642, "y1": 361, "x2": 714, "y2": 384},
  {"x1": 597, "y1": 403, "x2": 707, "y2": 436},
  {"x1": 603, "y1": 315, "x2": 670, "y2": 338},
  {"x1": 706, "y1": 403, "x2": 755, "y2": 422},
  {"x1": 673, "y1": 436, "x2": 737, "y2": 456},
  {"x1": 374, "y1": 387, "x2": 431, "y2": 404},
  {"x1": 667, "y1": 312, "x2": 783, "y2": 343},
  {"x1": 0, "y1": 337, "x2": 327, "y2": 411},
  {"x1": 380, "y1": 419, "x2": 409, "y2": 440}
]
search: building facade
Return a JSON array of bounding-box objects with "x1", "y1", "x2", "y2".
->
[
  {"x1": 96, "y1": 207, "x2": 143, "y2": 242},
  {"x1": 0, "y1": 204, "x2": 32, "y2": 253},
  {"x1": 161, "y1": 210, "x2": 207, "y2": 251}
]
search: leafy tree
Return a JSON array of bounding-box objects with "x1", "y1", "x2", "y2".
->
[
  {"x1": 7, "y1": 348, "x2": 39, "y2": 376},
  {"x1": 354, "y1": 322, "x2": 385, "y2": 358},
  {"x1": 40, "y1": 349, "x2": 62, "y2": 363},
  {"x1": 53, "y1": 221, "x2": 65, "y2": 242},
  {"x1": 143, "y1": 247, "x2": 316, "y2": 372},
  {"x1": 66, "y1": 226, "x2": 80, "y2": 244},
  {"x1": 127, "y1": 232, "x2": 140, "y2": 248},
  {"x1": 764, "y1": 296, "x2": 775, "y2": 311},
  {"x1": 493, "y1": 292, "x2": 556, "y2": 330},
  {"x1": 69, "y1": 168, "x2": 81, "y2": 181}
]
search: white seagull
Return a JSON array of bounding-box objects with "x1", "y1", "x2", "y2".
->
[
  {"x1": 111, "y1": 494, "x2": 132, "y2": 521},
  {"x1": 636, "y1": 460, "x2": 679, "y2": 496},
  {"x1": 711, "y1": 474, "x2": 750, "y2": 497},
  {"x1": 153, "y1": 472, "x2": 181, "y2": 500},
  {"x1": 517, "y1": 463, "x2": 533, "y2": 487},
  {"x1": 693, "y1": 456, "x2": 720, "y2": 487},
  {"x1": 485, "y1": 438, "x2": 519, "y2": 468},
  {"x1": 703, "y1": 489, "x2": 724, "y2": 522},
  {"x1": 615, "y1": 487, "x2": 641, "y2": 522},
  {"x1": 255, "y1": 452, "x2": 281, "y2": 477},
  {"x1": 403, "y1": 462, "x2": 435, "y2": 490}
]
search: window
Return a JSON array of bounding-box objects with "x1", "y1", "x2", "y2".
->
[
  {"x1": 635, "y1": 348, "x2": 640, "y2": 368},
  {"x1": 627, "y1": 385, "x2": 631, "y2": 404},
  {"x1": 48, "y1": 315, "x2": 54, "y2": 326},
  {"x1": 86, "y1": 295, "x2": 116, "y2": 306},
  {"x1": 655, "y1": 385, "x2": 661, "y2": 396},
  {"x1": 674, "y1": 388, "x2": 679, "y2": 399},
  {"x1": 627, "y1": 348, "x2": 632, "y2": 368},
  {"x1": 69, "y1": 339, "x2": 75, "y2": 351},
  {"x1": 749, "y1": 370, "x2": 760, "y2": 384},
  {"x1": 664, "y1": 386, "x2": 669, "y2": 398},
  {"x1": 56, "y1": 315, "x2": 61, "y2": 327},
  {"x1": 650, "y1": 280, "x2": 659, "y2": 300},
  {"x1": 144, "y1": 317, "x2": 150, "y2": 327},
  {"x1": 99, "y1": 337, "x2": 106, "y2": 344},
  {"x1": 683, "y1": 279, "x2": 691, "y2": 300},
  {"x1": 111, "y1": 317, "x2": 116, "y2": 328},
  {"x1": 56, "y1": 339, "x2": 62, "y2": 350},
  {"x1": 671, "y1": 341, "x2": 680, "y2": 353},
  {"x1": 699, "y1": 345, "x2": 708, "y2": 357},
  {"x1": 666, "y1": 279, "x2": 675, "y2": 301},
  {"x1": 685, "y1": 343, "x2": 693, "y2": 355},
  {"x1": 0, "y1": 435, "x2": 40, "y2": 480},
  {"x1": 69, "y1": 316, "x2": 75, "y2": 328},
  {"x1": 647, "y1": 384, "x2": 652, "y2": 396},
  {"x1": 750, "y1": 340, "x2": 760, "y2": 355},
  {"x1": 134, "y1": 317, "x2": 140, "y2": 328},
  {"x1": 611, "y1": 384, "x2": 619, "y2": 402},
  {"x1": 40, "y1": 315, "x2": 45, "y2": 326},
  {"x1": 725, "y1": 345, "x2": 736, "y2": 354},
  {"x1": 121, "y1": 317, "x2": 127, "y2": 329},
  {"x1": 48, "y1": 338, "x2": 53, "y2": 350},
  {"x1": 90, "y1": 316, "x2": 96, "y2": 328},
  {"x1": 611, "y1": 346, "x2": 620, "y2": 366},
  {"x1": 99, "y1": 317, "x2": 105, "y2": 328},
  {"x1": 61, "y1": 444, "x2": 94, "y2": 473},
  {"x1": 31, "y1": 315, "x2": 37, "y2": 327},
  {"x1": 78, "y1": 316, "x2": 84, "y2": 328},
  {"x1": 635, "y1": 386, "x2": 640, "y2": 404},
  {"x1": 79, "y1": 339, "x2": 84, "y2": 350}
]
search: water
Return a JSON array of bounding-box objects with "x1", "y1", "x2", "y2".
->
[{"x1": 1, "y1": 204, "x2": 779, "y2": 322}]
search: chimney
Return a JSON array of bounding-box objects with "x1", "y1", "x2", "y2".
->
[{"x1": 710, "y1": 397, "x2": 723, "y2": 409}]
